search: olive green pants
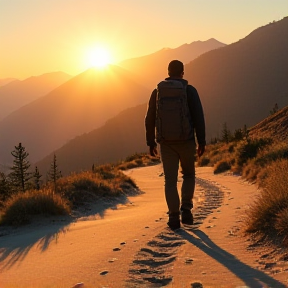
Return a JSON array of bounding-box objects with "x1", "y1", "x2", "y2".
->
[{"x1": 160, "y1": 141, "x2": 196, "y2": 214}]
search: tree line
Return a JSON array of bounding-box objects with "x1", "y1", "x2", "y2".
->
[{"x1": 0, "y1": 143, "x2": 62, "y2": 204}]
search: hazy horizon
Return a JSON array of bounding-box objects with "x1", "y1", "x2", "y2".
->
[{"x1": 1, "y1": 0, "x2": 287, "y2": 79}]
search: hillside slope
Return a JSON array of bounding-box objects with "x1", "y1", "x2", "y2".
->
[
  {"x1": 35, "y1": 104, "x2": 148, "y2": 175},
  {"x1": 119, "y1": 38, "x2": 226, "y2": 89},
  {"x1": 0, "y1": 66, "x2": 149, "y2": 165},
  {"x1": 36, "y1": 19, "x2": 288, "y2": 175},
  {"x1": 248, "y1": 105, "x2": 288, "y2": 141},
  {"x1": 185, "y1": 17, "x2": 288, "y2": 140},
  {"x1": 0, "y1": 72, "x2": 72, "y2": 120}
]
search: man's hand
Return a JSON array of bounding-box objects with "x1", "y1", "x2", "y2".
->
[
  {"x1": 197, "y1": 145, "x2": 205, "y2": 157},
  {"x1": 149, "y1": 145, "x2": 158, "y2": 157}
]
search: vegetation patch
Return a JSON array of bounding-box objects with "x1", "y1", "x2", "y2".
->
[
  {"x1": 245, "y1": 160, "x2": 288, "y2": 242},
  {"x1": 197, "y1": 113, "x2": 288, "y2": 246},
  {"x1": 117, "y1": 153, "x2": 160, "y2": 170},
  {"x1": 214, "y1": 160, "x2": 231, "y2": 174},
  {"x1": 0, "y1": 148, "x2": 159, "y2": 226},
  {"x1": 0, "y1": 189, "x2": 70, "y2": 226}
]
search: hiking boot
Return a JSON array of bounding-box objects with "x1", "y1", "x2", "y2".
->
[
  {"x1": 167, "y1": 212, "x2": 181, "y2": 230},
  {"x1": 181, "y1": 209, "x2": 193, "y2": 225}
]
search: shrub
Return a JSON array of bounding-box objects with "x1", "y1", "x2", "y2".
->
[
  {"x1": 198, "y1": 155, "x2": 210, "y2": 167},
  {"x1": 0, "y1": 188, "x2": 70, "y2": 226},
  {"x1": 214, "y1": 160, "x2": 231, "y2": 174},
  {"x1": 55, "y1": 168, "x2": 138, "y2": 206},
  {"x1": 242, "y1": 161, "x2": 261, "y2": 183},
  {"x1": 117, "y1": 153, "x2": 160, "y2": 170},
  {"x1": 245, "y1": 160, "x2": 288, "y2": 239},
  {"x1": 235, "y1": 138, "x2": 272, "y2": 167}
]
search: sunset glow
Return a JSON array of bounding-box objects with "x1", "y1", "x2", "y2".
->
[
  {"x1": 85, "y1": 47, "x2": 112, "y2": 68},
  {"x1": 0, "y1": 1, "x2": 287, "y2": 79}
]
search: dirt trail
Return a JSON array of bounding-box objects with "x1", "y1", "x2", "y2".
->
[
  {"x1": 0, "y1": 164, "x2": 287, "y2": 288},
  {"x1": 125, "y1": 165, "x2": 288, "y2": 288}
]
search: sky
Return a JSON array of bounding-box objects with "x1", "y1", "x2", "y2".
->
[{"x1": 0, "y1": 0, "x2": 287, "y2": 80}]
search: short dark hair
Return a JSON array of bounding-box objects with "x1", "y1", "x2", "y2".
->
[{"x1": 168, "y1": 60, "x2": 184, "y2": 77}]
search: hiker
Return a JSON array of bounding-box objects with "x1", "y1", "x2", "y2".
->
[{"x1": 145, "y1": 60, "x2": 206, "y2": 230}]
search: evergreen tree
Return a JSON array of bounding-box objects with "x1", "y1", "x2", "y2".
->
[
  {"x1": 10, "y1": 143, "x2": 32, "y2": 192},
  {"x1": 48, "y1": 154, "x2": 62, "y2": 193},
  {"x1": 34, "y1": 166, "x2": 42, "y2": 190},
  {"x1": 270, "y1": 103, "x2": 279, "y2": 115},
  {"x1": 221, "y1": 122, "x2": 232, "y2": 144},
  {"x1": 243, "y1": 124, "x2": 249, "y2": 140}
]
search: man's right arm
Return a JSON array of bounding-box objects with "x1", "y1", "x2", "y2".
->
[{"x1": 145, "y1": 89, "x2": 157, "y2": 148}]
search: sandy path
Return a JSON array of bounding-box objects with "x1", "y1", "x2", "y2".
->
[{"x1": 0, "y1": 164, "x2": 288, "y2": 287}]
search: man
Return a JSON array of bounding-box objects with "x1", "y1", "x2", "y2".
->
[{"x1": 145, "y1": 60, "x2": 206, "y2": 230}]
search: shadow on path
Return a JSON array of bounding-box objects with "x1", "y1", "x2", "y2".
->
[
  {"x1": 0, "y1": 194, "x2": 132, "y2": 271},
  {"x1": 176, "y1": 229, "x2": 286, "y2": 288}
]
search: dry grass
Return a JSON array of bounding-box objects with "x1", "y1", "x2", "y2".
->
[
  {"x1": 245, "y1": 160, "x2": 288, "y2": 242},
  {"x1": 0, "y1": 188, "x2": 70, "y2": 226},
  {"x1": 198, "y1": 142, "x2": 230, "y2": 167},
  {"x1": 0, "y1": 153, "x2": 154, "y2": 226},
  {"x1": 56, "y1": 166, "x2": 138, "y2": 206},
  {"x1": 214, "y1": 159, "x2": 232, "y2": 174},
  {"x1": 199, "y1": 137, "x2": 288, "y2": 244},
  {"x1": 117, "y1": 153, "x2": 160, "y2": 170}
]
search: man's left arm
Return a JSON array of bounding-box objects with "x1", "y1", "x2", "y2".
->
[{"x1": 187, "y1": 86, "x2": 206, "y2": 156}]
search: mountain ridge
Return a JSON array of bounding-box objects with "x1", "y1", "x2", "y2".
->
[
  {"x1": 0, "y1": 71, "x2": 72, "y2": 120},
  {"x1": 0, "y1": 66, "x2": 149, "y2": 165},
  {"x1": 184, "y1": 17, "x2": 288, "y2": 140},
  {"x1": 118, "y1": 38, "x2": 226, "y2": 89},
  {"x1": 35, "y1": 18, "x2": 288, "y2": 175}
]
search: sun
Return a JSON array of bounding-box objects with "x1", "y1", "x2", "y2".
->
[{"x1": 86, "y1": 46, "x2": 112, "y2": 68}]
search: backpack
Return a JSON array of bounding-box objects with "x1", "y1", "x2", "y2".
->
[{"x1": 156, "y1": 79, "x2": 193, "y2": 142}]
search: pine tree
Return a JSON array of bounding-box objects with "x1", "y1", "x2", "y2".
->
[
  {"x1": 243, "y1": 124, "x2": 249, "y2": 140},
  {"x1": 34, "y1": 166, "x2": 42, "y2": 190},
  {"x1": 221, "y1": 122, "x2": 232, "y2": 144},
  {"x1": 10, "y1": 143, "x2": 32, "y2": 192},
  {"x1": 270, "y1": 103, "x2": 279, "y2": 115},
  {"x1": 48, "y1": 154, "x2": 62, "y2": 193}
]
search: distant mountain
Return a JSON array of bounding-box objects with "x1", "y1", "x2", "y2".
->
[
  {"x1": 249, "y1": 105, "x2": 288, "y2": 141},
  {"x1": 0, "y1": 66, "x2": 149, "y2": 166},
  {"x1": 184, "y1": 17, "x2": 288, "y2": 140},
  {"x1": 35, "y1": 104, "x2": 148, "y2": 175},
  {"x1": 34, "y1": 18, "x2": 288, "y2": 175},
  {"x1": 0, "y1": 78, "x2": 18, "y2": 87},
  {"x1": 0, "y1": 72, "x2": 72, "y2": 120},
  {"x1": 118, "y1": 38, "x2": 226, "y2": 90}
]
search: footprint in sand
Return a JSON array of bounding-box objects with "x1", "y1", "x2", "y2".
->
[
  {"x1": 100, "y1": 270, "x2": 109, "y2": 275},
  {"x1": 113, "y1": 247, "x2": 121, "y2": 251},
  {"x1": 185, "y1": 258, "x2": 193, "y2": 264},
  {"x1": 191, "y1": 282, "x2": 203, "y2": 288},
  {"x1": 127, "y1": 231, "x2": 185, "y2": 286}
]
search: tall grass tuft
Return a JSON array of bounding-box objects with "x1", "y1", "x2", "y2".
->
[
  {"x1": 117, "y1": 153, "x2": 160, "y2": 170},
  {"x1": 245, "y1": 160, "x2": 288, "y2": 241},
  {"x1": 0, "y1": 188, "x2": 70, "y2": 226},
  {"x1": 214, "y1": 159, "x2": 231, "y2": 174},
  {"x1": 56, "y1": 166, "x2": 138, "y2": 206}
]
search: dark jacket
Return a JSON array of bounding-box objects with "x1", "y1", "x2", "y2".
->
[{"x1": 145, "y1": 77, "x2": 206, "y2": 147}]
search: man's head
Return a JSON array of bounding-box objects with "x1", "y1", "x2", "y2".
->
[{"x1": 168, "y1": 60, "x2": 184, "y2": 78}]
